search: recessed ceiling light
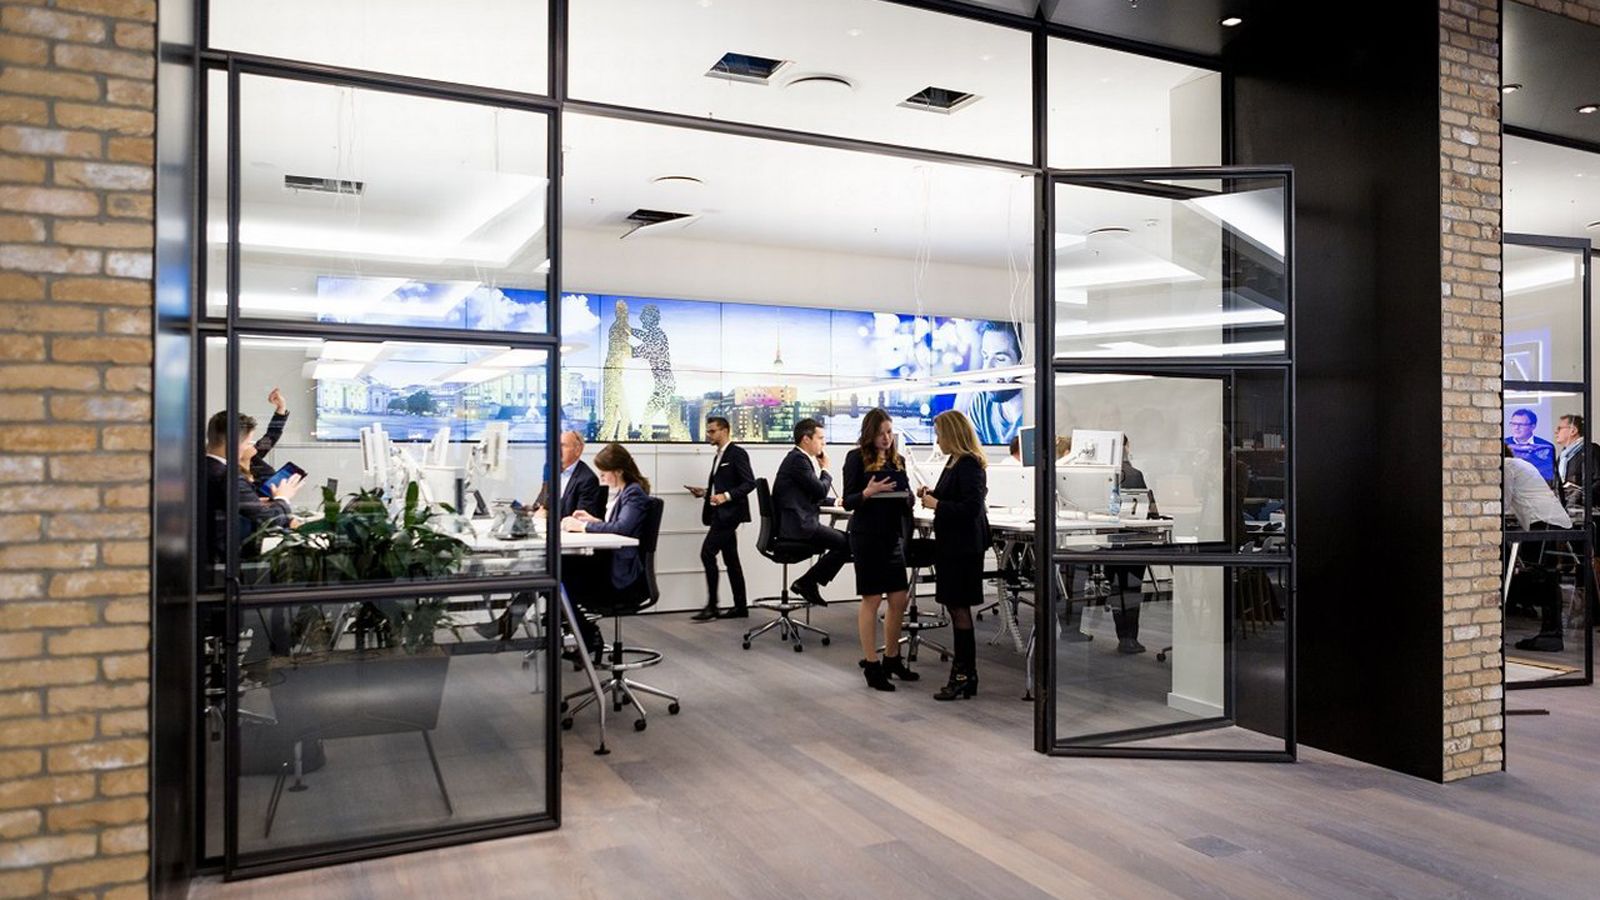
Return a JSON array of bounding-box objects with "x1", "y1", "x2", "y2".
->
[
  {"x1": 1220, "y1": 16, "x2": 1244, "y2": 27},
  {"x1": 1579, "y1": 104, "x2": 1599, "y2": 114},
  {"x1": 979, "y1": 53, "x2": 993, "y2": 61},
  {"x1": 1087, "y1": 226, "x2": 1131, "y2": 237},
  {"x1": 1502, "y1": 83, "x2": 1522, "y2": 94}
]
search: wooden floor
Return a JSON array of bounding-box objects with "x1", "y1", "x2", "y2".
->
[{"x1": 192, "y1": 604, "x2": 1600, "y2": 899}]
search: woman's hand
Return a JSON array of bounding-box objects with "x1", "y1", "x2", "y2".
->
[
  {"x1": 572, "y1": 509, "x2": 599, "y2": 523},
  {"x1": 560, "y1": 516, "x2": 587, "y2": 533},
  {"x1": 862, "y1": 475, "x2": 894, "y2": 498},
  {"x1": 919, "y1": 487, "x2": 938, "y2": 510}
]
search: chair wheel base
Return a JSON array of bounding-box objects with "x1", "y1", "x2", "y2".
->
[
  {"x1": 559, "y1": 700, "x2": 568, "y2": 712},
  {"x1": 741, "y1": 641, "x2": 751, "y2": 650},
  {"x1": 668, "y1": 702, "x2": 681, "y2": 715},
  {"x1": 560, "y1": 717, "x2": 574, "y2": 730},
  {"x1": 1156, "y1": 652, "x2": 1167, "y2": 662},
  {"x1": 634, "y1": 719, "x2": 647, "y2": 732},
  {"x1": 793, "y1": 643, "x2": 803, "y2": 653},
  {"x1": 820, "y1": 636, "x2": 831, "y2": 646}
]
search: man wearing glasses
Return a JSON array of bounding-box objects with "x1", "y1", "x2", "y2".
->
[{"x1": 1506, "y1": 408, "x2": 1557, "y2": 483}]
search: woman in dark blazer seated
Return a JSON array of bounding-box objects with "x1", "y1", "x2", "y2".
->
[
  {"x1": 560, "y1": 443, "x2": 651, "y2": 657},
  {"x1": 918, "y1": 410, "x2": 990, "y2": 701},
  {"x1": 843, "y1": 408, "x2": 918, "y2": 691}
]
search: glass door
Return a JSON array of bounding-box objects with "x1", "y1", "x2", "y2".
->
[
  {"x1": 1037, "y1": 168, "x2": 1295, "y2": 759},
  {"x1": 1502, "y1": 233, "x2": 1594, "y2": 689}
]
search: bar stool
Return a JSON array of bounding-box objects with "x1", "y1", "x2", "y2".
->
[{"x1": 744, "y1": 478, "x2": 831, "y2": 652}]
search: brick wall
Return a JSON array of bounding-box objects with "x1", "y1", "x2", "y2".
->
[
  {"x1": 1439, "y1": 0, "x2": 1505, "y2": 783},
  {"x1": 0, "y1": 0, "x2": 155, "y2": 896}
]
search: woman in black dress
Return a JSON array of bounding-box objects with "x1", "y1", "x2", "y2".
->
[
  {"x1": 919, "y1": 410, "x2": 990, "y2": 700},
  {"x1": 843, "y1": 408, "x2": 918, "y2": 691}
]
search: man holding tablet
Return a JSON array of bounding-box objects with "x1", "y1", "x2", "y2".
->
[{"x1": 689, "y1": 416, "x2": 756, "y2": 620}]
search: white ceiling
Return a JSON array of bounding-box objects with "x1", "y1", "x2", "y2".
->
[{"x1": 1505, "y1": 136, "x2": 1600, "y2": 247}]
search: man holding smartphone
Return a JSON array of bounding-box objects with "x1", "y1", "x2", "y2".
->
[{"x1": 688, "y1": 416, "x2": 755, "y2": 620}]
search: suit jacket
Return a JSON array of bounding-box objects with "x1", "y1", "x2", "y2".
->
[
  {"x1": 248, "y1": 410, "x2": 288, "y2": 485},
  {"x1": 1120, "y1": 460, "x2": 1160, "y2": 517},
  {"x1": 582, "y1": 481, "x2": 650, "y2": 589},
  {"x1": 1556, "y1": 441, "x2": 1600, "y2": 508},
  {"x1": 204, "y1": 456, "x2": 290, "y2": 567},
  {"x1": 702, "y1": 442, "x2": 755, "y2": 527},
  {"x1": 772, "y1": 447, "x2": 834, "y2": 542},
  {"x1": 537, "y1": 460, "x2": 606, "y2": 520},
  {"x1": 930, "y1": 454, "x2": 990, "y2": 555}
]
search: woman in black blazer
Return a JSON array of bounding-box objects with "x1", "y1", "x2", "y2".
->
[
  {"x1": 842, "y1": 408, "x2": 918, "y2": 691},
  {"x1": 918, "y1": 410, "x2": 990, "y2": 700},
  {"x1": 560, "y1": 443, "x2": 651, "y2": 657}
]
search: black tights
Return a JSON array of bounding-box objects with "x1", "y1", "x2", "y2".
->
[{"x1": 948, "y1": 606, "x2": 975, "y2": 674}]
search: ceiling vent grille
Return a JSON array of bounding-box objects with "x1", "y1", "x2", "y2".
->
[
  {"x1": 625, "y1": 209, "x2": 692, "y2": 227},
  {"x1": 706, "y1": 51, "x2": 789, "y2": 84},
  {"x1": 900, "y1": 86, "x2": 979, "y2": 114},
  {"x1": 284, "y1": 174, "x2": 364, "y2": 195}
]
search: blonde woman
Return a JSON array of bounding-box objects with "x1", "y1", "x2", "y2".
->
[{"x1": 918, "y1": 410, "x2": 990, "y2": 700}]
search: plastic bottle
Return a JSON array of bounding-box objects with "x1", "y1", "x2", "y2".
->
[{"x1": 1107, "y1": 476, "x2": 1121, "y2": 517}]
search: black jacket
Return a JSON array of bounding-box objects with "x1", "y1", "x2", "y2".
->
[
  {"x1": 841, "y1": 448, "x2": 912, "y2": 541},
  {"x1": 204, "y1": 456, "x2": 291, "y2": 567},
  {"x1": 581, "y1": 481, "x2": 650, "y2": 589},
  {"x1": 929, "y1": 455, "x2": 989, "y2": 555},
  {"x1": 772, "y1": 447, "x2": 834, "y2": 542},
  {"x1": 248, "y1": 410, "x2": 288, "y2": 485},
  {"x1": 1556, "y1": 441, "x2": 1600, "y2": 508},
  {"x1": 538, "y1": 460, "x2": 606, "y2": 520},
  {"x1": 702, "y1": 442, "x2": 755, "y2": 527}
]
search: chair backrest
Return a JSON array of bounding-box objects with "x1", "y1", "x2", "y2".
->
[
  {"x1": 594, "y1": 484, "x2": 609, "y2": 511},
  {"x1": 754, "y1": 478, "x2": 776, "y2": 554},
  {"x1": 637, "y1": 496, "x2": 665, "y2": 608}
]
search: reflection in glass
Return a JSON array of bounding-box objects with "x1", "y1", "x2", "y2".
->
[
  {"x1": 569, "y1": 0, "x2": 1031, "y2": 162},
  {"x1": 208, "y1": 0, "x2": 549, "y2": 95},
  {"x1": 203, "y1": 336, "x2": 551, "y2": 590},
  {"x1": 1052, "y1": 372, "x2": 1287, "y2": 553},
  {"x1": 231, "y1": 595, "x2": 550, "y2": 859},
  {"x1": 1503, "y1": 242, "x2": 1585, "y2": 385},
  {"x1": 212, "y1": 76, "x2": 549, "y2": 329},
  {"x1": 1054, "y1": 175, "x2": 1288, "y2": 359},
  {"x1": 1047, "y1": 39, "x2": 1221, "y2": 169},
  {"x1": 1054, "y1": 565, "x2": 1287, "y2": 752},
  {"x1": 1502, "y1": 535, "x2": 1590, "y2": 683}
]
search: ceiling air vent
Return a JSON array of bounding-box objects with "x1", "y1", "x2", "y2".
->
[
  {"x1": 622, "y1": 208, "x2": 694, "y2": 239},
  {"x1": 706, "y1": 51, "x2": 789, "y2": 84},
  {"x1": 900, "y1": 86, "x2": 979, "y2": 114},
  {"x1": 284, "y1": 174, "x2": 364, "y2": 195}
]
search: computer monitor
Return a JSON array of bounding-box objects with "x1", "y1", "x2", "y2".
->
[
  {"x1": 471, "y1": 421, "x2": 509, "y2": 482},
  {"x1": 424, "y1": 426, "x2": 451, "y2": 467},
  {"x1": 358, "y1": 424, "x2": 390, "y2": 488},
  {"x1": 1054, "y1": 465, "x2": 1116, "y2": 513},
  {"x1": 987, "y1": 466, "x2": 1034, "y2": 509},
  {"x1": 1017, "y1": 425, "x2": 1037, "y2": 467}
]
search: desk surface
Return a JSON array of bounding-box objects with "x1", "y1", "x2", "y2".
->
[
  {"x1": 457, "y1": 520, "x2": 636, "y2": 554},
  {"x1": 818, "y1": 505, "x2": 1173, "y2": 534}
]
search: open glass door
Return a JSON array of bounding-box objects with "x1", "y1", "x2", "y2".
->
[
  {"x1": 1502, "y1": 233, "x2": 1594, "y2": 689},
  {"x1": 1036, "y1": 168, "x2": 1295, "y2": 759}
]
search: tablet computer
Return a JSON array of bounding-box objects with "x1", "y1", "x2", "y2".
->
[
  {"x1": 867, "y1": 468, "x2": 911, "y2": 497},
  {"x1": 256, "y1": 462, "x2": 306, "y2": 497}
]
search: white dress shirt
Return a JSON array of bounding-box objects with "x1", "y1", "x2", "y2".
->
[
  {"x1": 1504, "y1": 457, "x2": 1572, "y2": 530},
  {"x1": 558, "y1": 460, "x2": 577, "y2": 502}
]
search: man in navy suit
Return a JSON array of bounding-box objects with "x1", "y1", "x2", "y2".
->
[
  {"x1": 772, "y1": 418, "x2": 850, "y2": 606},
  {"x1": 534, "y1": 431, "x2": 606, "y2": 520},
  {"x1": 689, "y1": 416, "x2": 756, "y2": 620}
]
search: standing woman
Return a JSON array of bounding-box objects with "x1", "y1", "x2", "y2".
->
[
  {"x1": 843, "y1": 408, "x2": 918, "y2": 691},
  {"x1": 919, "y1": 410, "x2": 990, "y2": 701}
]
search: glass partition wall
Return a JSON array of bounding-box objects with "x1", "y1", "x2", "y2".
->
[
  {"x1": 1042, "y1": 171, "x2": 1294, "y2": 759},
  {"x1": 178, "y1": 0, "x2": 1295, "y2": 878},
  {"x1": 1501, "y1": 234, "x2": 1595, "y2": 689}
]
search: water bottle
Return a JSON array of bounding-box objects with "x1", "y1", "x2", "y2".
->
[{"x1": 1107, "y1": 476, "x2": 1121, "y2": 517}]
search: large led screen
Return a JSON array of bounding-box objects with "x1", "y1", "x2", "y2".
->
[{"x1": 314, "y1": 278, "x2": 1025, "y2": 445}]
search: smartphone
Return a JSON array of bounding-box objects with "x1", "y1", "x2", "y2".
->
[{"x1": 256, "y1": 462, "x2": 306, "y2": 497}]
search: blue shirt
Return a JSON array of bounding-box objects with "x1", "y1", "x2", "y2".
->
[{"x1": 1505, "y1": 435, "x2": 1556, "y2": 482}]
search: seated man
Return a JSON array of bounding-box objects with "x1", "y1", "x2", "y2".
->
[
  {"x1": 1504, "y1": 445, "x2": 1573, "y2": 653},
  {"x1": 202, "y1": 410, "x2": 304, "y2": 573},
  {"x1": 772, "y1": 418, "x2": 850, "y2": 607},
  {"x1": 534, "y1": 430, "x2": 606, "y2": 519}
]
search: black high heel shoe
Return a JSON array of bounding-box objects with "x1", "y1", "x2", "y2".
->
[
  {"x1": 933, "y1": 666, "x2": 978, "y2": 701},
  {"x1": 860, "y1": 659, "x2": 896, "y2": 692},
  {"x1": 880, "y1": 653, "x2": 920, "y2": 682}
]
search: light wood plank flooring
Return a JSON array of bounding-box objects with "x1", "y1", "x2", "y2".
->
[{"x1": 192, "y1": 604, "x2": 1600, "y2": 899}]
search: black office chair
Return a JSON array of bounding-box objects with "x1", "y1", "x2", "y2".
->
[
  {"x1": 559, "y1": 496, "x2": 679, "y2": 733},
  {"x1": 887, "y1": 537, "x2": 950, "y2": 663},
  {"x1": 743, "y1": 478, "x2": 831, "y2": 652}
]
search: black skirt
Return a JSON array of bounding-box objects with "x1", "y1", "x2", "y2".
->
[
  {"x1": 934, "y1": 551, "x2": 986, "y2": 608},
  {"x1": 849, "y1": 531, "x2": 909, "y2": 596}
]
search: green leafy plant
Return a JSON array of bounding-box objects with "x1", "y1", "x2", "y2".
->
[{"x1": 256, "y1": 483, "x2": 468, "y2": 652}]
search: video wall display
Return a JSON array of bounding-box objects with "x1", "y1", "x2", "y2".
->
[{"x1": 312, "y1": 278, "x2": 1025, "y2": 445}]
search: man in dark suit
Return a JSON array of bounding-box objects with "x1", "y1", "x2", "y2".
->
[
  {"x1": 203, "y1": 410, "x2": 304, "y2": 574},
  {"x1": 248, "y1": 387, "x2": 290, "y2": 484},
  {"x1": 1553, "y1": 414, "x2": 1600, "y2": 509},
  {"x1": 772, "y1": 418, "x2": 850, "y2": 606},
  {"x1": 533, "y1": 431, "x2": 606, "y2": 520},
  {"x1": 689, "y1": 416, "x2": 756, "y2": 620}
]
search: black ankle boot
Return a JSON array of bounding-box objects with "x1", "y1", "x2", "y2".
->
[
  {"x1": 1124, "y1": 605, "x2": 1146, "y2": 653},
  {"x1": 881, "y1": 653, "x2": 920, "y2": 681},
  {"x1": 860, "y1": 659, "x2": 896, "y2": 691},
  {"x1": 933, "y1": 664, "x2": 977, "y2": 701}
]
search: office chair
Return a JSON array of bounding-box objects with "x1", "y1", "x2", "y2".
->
[
  {"x1": 559, "y1": 496, "x2": 680, "y2": 733},
  {"x1": 744, "y1": 478, "x2": 831, "y2": 652},
  {"x1": 881, "y1": 537, "x2": 950, "y2": 662}
]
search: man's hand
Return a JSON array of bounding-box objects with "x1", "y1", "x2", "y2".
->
[
  {"x1": 267, "y1": 387, "x2": 287, "y2": 415},
  {"x1": 687, "y1": 485, "x2": 706, "y2": 499},
  {"x1": 817, "y1": 450, "x2": 829, "y2": 470},
  {"x1": 269, "y1": 473, "x2": 304, "y2": 502},
  {"x1": 710, "y1": 492, "x2": 727, "y2": 506}
]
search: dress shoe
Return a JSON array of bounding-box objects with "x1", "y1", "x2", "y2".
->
[
  {"x1": 860, "y1": 659, "x2": 896, "y2": 692},
  {"x1": 933, "y1": 665, "x2": 978, "y2": 701},
  {"x1": 717, "y1": 607, "x2": 749, "y2": 619},
  {"x1": 790, "y1": 580, "x2": 827, "y2": 607},
  {"x1": 880, "y1": 653, "x2": 920, "y2": 681},
  {"x1": 690, "y1": 606, "x2": 719, "y2": 622},
  {"x1": 1515, "y1": 634, "x2": 1564, "y2": 652}
]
